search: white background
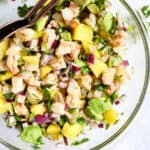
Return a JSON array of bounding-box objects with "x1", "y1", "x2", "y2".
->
[{"x1": 0, "y1": 0, "x2": 150, "y2": 150}]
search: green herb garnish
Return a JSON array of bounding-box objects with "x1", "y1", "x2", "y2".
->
[
  {"x1": 17, "y1": 4, "x2": 32, "y2": 17},
  {"x1": 72, "y1": 138, "x2": 89, "y2": 146},
  {"x1": 141, "y1": 5, "x2": 150, "y2": 18}
]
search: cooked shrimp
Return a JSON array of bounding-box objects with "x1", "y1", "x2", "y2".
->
[
  {"x1": 53, "y1": 91, "x2": 65, "y2": 103},
  {"x1": 50, "y1": 57, "x2": 66, "y2": 70},
  {"x1": 43, "y1": 28, "x2": 57, "y2": 49},
  {"x1": 80, "y1": 75, "x2": 93, "y2": 91},
  {"x1": 26, "y1": 86, "x2": 43, "y2": 104},
  {"x1": 13, "y1": 103, "x2": 29, "y2": 116},
  {"x1": 21, "y1": 72, "x2": 41, "y2": 87},
  {"x1": 42, "y1": 73, "x2": 58, "y2": 85},
  {"x1": 51, "y1": 102, "x2": 66, "y2": 115},
  {"x1": 102, "y1": 68, "x2": 116, "y2": 85},
  {"x1": 116, "y1": 65, "x2": 130, "y2": 84},
  {"x1": 6, "y1": 44, "x2": 21, "y2": 75},
  {"x1": 12, "y1": 76, "x2": 26, "y2": 94},
  {"x1": 15, "y1": 28, "x2": 35, "y2": 42},
  {"x1": 56, "y1": 40, "x2": 81, "y2": 60}
]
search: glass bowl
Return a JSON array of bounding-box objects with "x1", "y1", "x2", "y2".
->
[{"x1": 0, "y1": 0, "x2": 149, "y2": 150}]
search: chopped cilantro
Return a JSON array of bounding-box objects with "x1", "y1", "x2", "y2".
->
[
  {"x1": 72, "y1": 138, "x2": 89, "y2": 146},
  {"x1": 17, "y1": 4, "x2": 32, "y2": 17},
  {"x1": 141, "y1": 5, "x2": 150, "y2": 18}
]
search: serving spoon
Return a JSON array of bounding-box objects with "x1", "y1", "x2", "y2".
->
[{"x1": 0, "y1": 0, "x2": 58, "y2": 42}]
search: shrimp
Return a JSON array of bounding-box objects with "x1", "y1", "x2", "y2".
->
[
  {"x1": 12, "y1": 76, "x2": 26, "y2": 94},
  {"x1": 61, "y1": 2, "x2": 79, "y2": 24},
  {"x1": 116, "y1": 65, "x2": 130, "y2": 84},
  {"x1": 51, "y1": 102, "x2": 66, "y2": 115},
  {"x1": 102, "y1": 68, "x2": 116, "y2": 85},
  {"x1": 43, "y1": 28, "x2": 57, "y2": 49},
  {"x1": 53, "y1": 91, "x2": 65, "y2": 103},
  {"x1": 42, "y1": 73, "x2": 58, "y2": 85},
  {"x1": 56, "y1": 40, "x2": 81, "y2": 60},
  {"x1": 13, "y1": 103, "x2": 29, "y2": 116},
  {"x1": 26, "y1": 86, "x2": 43, "y2": 104},
  {"x1": 21, "y1": 72, "x2": 41, "y2": 87},
  {"x1": 66, "y1": 79, "x2": 81, "y2": 108},
  {"x1": 50, "y1": 56, "x2": 66, "y2": 70},
  {"x1": 80, "y1": 75, "x2": 93, "y2": 91},
  {"x1": 6, "y1": 44, "x2": 21, "y2": 75},
  {"x1": 15, "y1": 28, "x2": 35, "y2": 42}
]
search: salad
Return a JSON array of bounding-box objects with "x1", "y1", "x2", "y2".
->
[{"x1": 0, "y1": 0, "x2": 130, "y2": 146}]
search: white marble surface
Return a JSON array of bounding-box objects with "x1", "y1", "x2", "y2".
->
[{"x1": 0, "y1": 0, "x2": 150, "y2": 150}]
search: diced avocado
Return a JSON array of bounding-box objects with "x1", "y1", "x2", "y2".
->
[
  {"x1": 30, "y1": 103, "x2": 47, "y2": 115},
  {"x1": 61, "y1": 32, "x2": 72, "y2": 41},
  {"x1": 74, "y1": 59, "x2": 86, "y2": 68},
  {"x1": 40, "y1": 65, "x2": 52, "y2": 78},
  {"x1": 82, "y1": 41, "x2": 100, "y2": 58},
  {"x1": 35, "y1": 16, "x2": 49, "y2": 32},
  {"x1": 104, "y1": 109, "x2": 118, "y2": 124},
  {"x1": 62, "y1": 122, "x2": 82, "y2": 140},
  {"x1": 0, "y1": 72, "x2": 13, "y2": 81},
  {"x1": 23, "y1": 56, "x2": 39, "y2": 65},
  {"x1": 33, "y1": 31, "x2": 44, "y2": 39},
  {"x1": 87, "y1": 3, "x2": 100, "y2": 14},
  {"x1": 47, "y1": 124, "x2": 61, "y2": 140},
  {"x1": 0, "y1": 39, "x2": 10, "y2": 61},
  {"x1": 86, "y1": 98, "x2": 112, "y2": 121},
  {"x1": 20, "y1": 125, "x2": 43, "y2": 145},
  {"x1": 73, "y1": 24, "x2": 93, "y2": 43},
  {"x1": 98, "y1": 12, "x2": 113, "y2": 32},
  {"x1": 0, "y1": 94, "x2": 8, "y2": 114},
  {"x1": 89, "y1": 58, "x2": 107, "y2": 77}
]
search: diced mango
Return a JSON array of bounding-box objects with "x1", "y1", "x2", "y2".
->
[
  {"x1": 62, "y1": 122, "x2": 82, "y2": 140},
  {"x1": 73, "y1": 24, "x2": 93, "y2": 43},
  {"x1": 30, "y1": 103, "x2": 47, "y2": 115},
  {"x1": 23, "y1": 56, "x2": 39, "y2": 65},
  {"x1": 82, "y1": 41, "x2": 100, "y2": 58},
  {"x1": 0, "y1": 91, "x2": 12, "y2": 114},
  {"x1": 89, "y1": 58, "x2": 107, "y2": 78},
  {"x1": 33, "y1": 31, "x2": 44, "y2": 39},
  {"x1": 47, "y1": 124, "x2": 61, "y2": 140},
  {"x1": 40, "y1": 65, "x2": 52, "y2": 78},
  {"x1": 0, "y1": 39, "x2": 10, "y2": 61},
  {"x1": 0, "y1": 72, "x2": 13, "y2": 81},
  {"x1": 104, "y1": 109, "x2": 118, "y2": 125}
]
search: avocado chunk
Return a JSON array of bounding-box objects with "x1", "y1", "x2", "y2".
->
[
  {"x1": 20, "y1": 125, "x2": 43, "y2": 145},
  {"x1": 35, "y1": 16, "x2": 49, "y2": 32},
  {"x1": 86, "y1": 98, "x2": 112, "y2": 121},
  {"x1": 0, "y1": 72, "x2": 13, "y2": 81},
  {"x1": 98, "y1": 12, "x2": 113, "y2": 32}
]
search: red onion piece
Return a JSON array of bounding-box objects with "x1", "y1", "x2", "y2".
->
[
  {"x1": 34, "y1": 115, "x2": 51, "y2": 124},
  {"x1": 122, "y1": 26, "x2": 127, "y2": 32},
  {"x1": 88, "y1": 54, "x2": 94, "y2": 64},
  {"x1": 51, "y1": 40, "x2": 59, "y2": 49},
  {"x1": 115, "y1": 100, "x2": 120, "y2": 105},
  {"x1": 98, "y1": 123, "x2": 104, "y2": 128},
  {"x1": 38, "y1": 37, "x2": 43, "y2": 52},
  {"x1": 71, "y1": 65, "x2": 79, "y2": 73},
  {"x1": 40, "y1": 55, "x2": 52, "y2": 66},
  {"x1": 63, "y1": 136, "x2": 68, "y2": 145},
  {"x1": 123, "y1": 60, "x2": 129, "y2": 67},
  {"x1": 65, "y1": 103, "x2": 69, "y2": 111}
]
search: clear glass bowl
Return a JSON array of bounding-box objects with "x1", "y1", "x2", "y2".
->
[{"x1": 0, "y1": 0, "x2": 149, "y2": 150}]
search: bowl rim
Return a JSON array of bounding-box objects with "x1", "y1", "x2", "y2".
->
[{"x1": 0, "y1": 0, "x2": 149, "y2": 150}]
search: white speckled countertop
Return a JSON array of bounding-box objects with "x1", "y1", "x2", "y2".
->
[{"x1": 0, "y1": 0, "x2": 149, "y2": 150}]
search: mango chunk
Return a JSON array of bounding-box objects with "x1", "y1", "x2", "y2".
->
[
  {"x1": 62, "y1": 122, "x2": 82, "y2": 140},
  {"x1": 23, "y1": 56, "x2": 39, "y2": 65},
  {"x1": 73, "y1": 24, "x2": 93, "y2": 42},
  {"x1": 40, "y1": 65, "x2": 52, "y2": 78},
  {"x1": 89, "y1": 58, "x2": 107, "y2": 78},
  {"x1": 30, "y1": 103, "x2": 47, "y2": 115},
  {"x1": 0, "y1": 72, "x2": 13, "y2": 81},
  {"x1": 82, "y1": 41, "x2": 100, "y2": 58},
  {"x1": 47, "y1": 124, "x2": 61, "y2": 140},
  {"x1": 104, "y1": 109, "x2": 118, "y2": 125},
  {"x1": 0, "y1": 39, "x2": 10, "y2": 61}
]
